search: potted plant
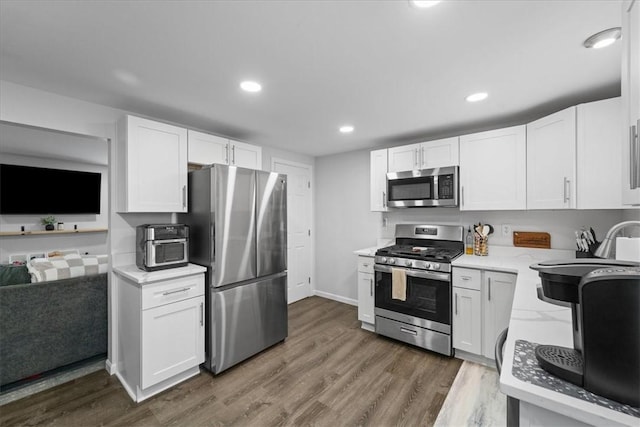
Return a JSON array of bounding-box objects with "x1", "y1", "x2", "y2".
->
[{"x1": 41, "y1": 216, "x2": 56, "y2": 231}]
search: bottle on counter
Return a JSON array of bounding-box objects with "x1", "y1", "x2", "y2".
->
[{"x1": 465, "y1": 226, "x2": 474, "y2": 255}]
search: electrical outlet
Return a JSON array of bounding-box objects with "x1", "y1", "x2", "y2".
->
[{"x1": 502, "y1": 224, "x2": 512, "y2": 237}]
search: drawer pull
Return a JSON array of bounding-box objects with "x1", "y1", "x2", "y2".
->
[
  {"x1": 461, "y1": 276, "x2": 471, "y2": 281},
  {"x1": 400, "y1": 327, "x2": 418, "y2": 336},
  {"x1": 162, "y1": 287, "x2": 191, "y2": 296}
]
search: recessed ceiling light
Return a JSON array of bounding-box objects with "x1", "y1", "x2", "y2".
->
[
  {"x1": 466, "y1": 92, "x2": 488, "y2": 103},
  {"x1": 240, "y1": 81, "x2": 262, "y2": 93},
  {"x1": 583, "y1": 27, "x2": 621, "y2": 49},
  {"x1": 113, "y1": 69, "x2": 140, "y2": 86},
  {"x1": 339, "y1": 125, "x2": 354, "y2": 134},
  {"x1": 410, "y1": 0, "x2": 442, "y2": 8}
]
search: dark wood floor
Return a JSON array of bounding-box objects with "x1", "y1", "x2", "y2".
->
[{"x1": 0, "y1": 297, "x2": 462, "y2": 426}]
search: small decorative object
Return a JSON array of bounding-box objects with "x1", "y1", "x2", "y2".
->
[
  {"x1": 57, "y1": 222, "x2": 64, "y2": 231},
  {"x1": 41, "y1": 216, "x2": 56, "y2": 231}
]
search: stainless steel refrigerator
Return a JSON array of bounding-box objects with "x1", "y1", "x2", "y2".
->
[{"x1": 179, "y1": 164, "x2": 287, "y2": 374}]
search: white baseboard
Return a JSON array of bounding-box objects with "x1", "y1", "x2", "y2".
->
[
  {"x1": 453, "y1": 349, "x2": 496, "y2": 369},
  {"x1": 314, "y1": 290, "x2": 357, "y2": 306},
  {"x1": 105, "y1": 359, "x2": 116, "y2": 375}
]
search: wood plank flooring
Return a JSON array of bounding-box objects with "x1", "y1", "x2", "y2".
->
[{"x1": 0, "y1": 296, "x2": 462, "y2": 426}]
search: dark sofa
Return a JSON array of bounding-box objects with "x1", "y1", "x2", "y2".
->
[{"x1": 0, "y1": 272, "x2": 108, "y2": 387}]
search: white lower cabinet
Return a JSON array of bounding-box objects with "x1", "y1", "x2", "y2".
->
[
  {"x1": 452, "y1": 267, "x2": 516, "y2": 360},
  {"x1": 115, "y1": 265, "x2": 206, "y2": 403},
  {"x1": 356, "y1": 255, "x2": 375, "y2": 330}
]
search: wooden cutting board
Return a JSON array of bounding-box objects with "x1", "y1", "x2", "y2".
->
[{"x1": 513, "y1": 231, "x2": 551, "y2": 249}]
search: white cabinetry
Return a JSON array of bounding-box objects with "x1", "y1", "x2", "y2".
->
[
  {"x1": 526, "y1": 107, "x2": 576, "y2": 209},
  {"x1": 622, "y1": 0, "x2": 640, "y2": 205},
  {"x1": 387, "y1": 137, "x2": 459, "y2": 172},
  {"x1": 187, "y1": 129, "x2": 262, "y2": 170},
  {"x1": 482, "y1": 271, "x2": 516, "y2": 359},
  {"x1": 370, "y1": 149, "x2": 388, "y2": 212},
  {"x1": 452, "y1": 268, "x2": 482, "y2": 354},
  {"x1": 356, "y1": 256, "x2": 375, "y2": 331},
  {"x1": 459, "y1": 126, "x2": 526, "y2": 210},
  {"x1": 452, "y1": 267, "x2": 516, "y2": 360},
  {"x1": 577, "y1": 98, "x2": 623, "y2": 209},
  {"x1": 117, "y1": 115, "x2": 188, "y2": 213},
  {"x1": 115, "y1": 265, "x2": 206, "y2": 403}
]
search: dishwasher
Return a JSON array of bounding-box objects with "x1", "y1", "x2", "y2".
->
[{"x1": 495, "y1": 327, "x2": 519, "y2": 427}]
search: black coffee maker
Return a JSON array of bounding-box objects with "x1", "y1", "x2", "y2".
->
[{"x1": 530, "y1": 259, "x2": 640, "y2": 407}]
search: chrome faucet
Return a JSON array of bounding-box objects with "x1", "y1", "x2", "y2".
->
[{"x1": 594, "y1": 220, "x2": 640, "y2": 259}]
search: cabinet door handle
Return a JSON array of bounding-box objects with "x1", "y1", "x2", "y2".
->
[
  {"x1": 415, "y1": 148, "x2": 419, "y2": 167},
  {"x1": 163, "y1": 287, "x2": 191, "y2": 296},
  {"x1": 461, "y1": 186, "x2": 464, "y2": 208},
  {"x1": 421, "y1": 146, "x2": 425, "y2": 167},
  {"x1": 400, "y1": 327, "x2": 418, "y2": 336},
  {"x1": 232, "y1": 145, "x2": 236, "y2": 164},
  {"x1": 382, "y1": 191, "x2": 386, "y2": 208},
  {"x1": 370, "y1": 278, "x2": 373, "y2": 297},
  {"x1": 563, "y1": 177, "x2": 570, "y2": 203},
  {"x1": 225, "y1": 143, "x2": 229, "y2": 164},
  {"x1": 631, "y1": 123, "x2": 639, "y2": 189},
  {"x1": 488, "y1": 277, "x2": 491, "y2": 301},
  {"x1": 455, "y1": 292, "x2": 458, "y2": 315},
  {"x1": 200, "y1": 302, "x2": 204, "y2": 326},
  {"x1": 182, "y1": 185, "x2": 187, "y2": 209}
]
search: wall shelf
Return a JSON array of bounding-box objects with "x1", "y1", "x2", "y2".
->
[{"x1": 0, "y1": 228, "x2": 108, "y2": 237}]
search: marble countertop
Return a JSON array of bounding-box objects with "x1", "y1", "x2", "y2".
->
[
  {"x1": 113, "y1": 263, "x2": 206, "y2": 285},
  {"x1": 453, "y1": 247, "x2": 637, "y2": 426}
]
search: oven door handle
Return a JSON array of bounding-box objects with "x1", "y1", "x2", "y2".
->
[{"x1": 374, "y1": 264, "x2": 450, "y2": 282}]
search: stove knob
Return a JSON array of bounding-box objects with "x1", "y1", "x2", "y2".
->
[
  {"x1": 405, "y1": 260, "x2": 412, "y2": 267},
  {"x1": 425, "y1": 263, "x2": 431, "y2": 270},
  {"x1": 388, "y1": 258, "x2": 395, "y2": 264},
  {"x1": 380, "y1": 257, "x2": 387, "y2": 263},
  {"x1": 432, "y1": 263, "x2": 440, "y2": 270}
]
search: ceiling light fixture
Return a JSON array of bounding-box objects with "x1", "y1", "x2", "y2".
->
[
  {"x1": 339, "y1": 125, "x2": 354, "y2": 134},
  {"x1": 466, "y1": 92, "x2": 488, "y2": 103},
  {"x1": 583, "y1": 27, "x2": 621, "y2": 49},
  {"x1": 240, "y1": 81, "x2": 262, "y2": 93},
  {"x1": 410, "y1": 0, "x2": 442, "y2": 8}
]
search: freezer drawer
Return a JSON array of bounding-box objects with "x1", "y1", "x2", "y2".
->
[{"x1": 206, "y1": 272, "x2": 287, "y2": 374}]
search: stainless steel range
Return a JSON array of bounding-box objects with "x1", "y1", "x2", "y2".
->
[{"x1": 374, "y1": 224, "x2": 464, "y2": 356}]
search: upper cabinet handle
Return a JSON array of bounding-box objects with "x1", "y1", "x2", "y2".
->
[
  {"x1": 225, "y1": 143, "x2": 229, "y2": 164},
  {"x1": 182, "y1": 185, "x2": 187, "y2": 209}
]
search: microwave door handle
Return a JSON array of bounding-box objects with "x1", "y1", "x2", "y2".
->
[
  {"x1": 150, "y1": 238, "x2": 187, "y2": 245},
  {"x1": 433, "y1": 175, "x2": 439, "y2": 201}
]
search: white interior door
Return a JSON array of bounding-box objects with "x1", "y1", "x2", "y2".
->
[{"x1": 272, "y1": 159, "x2": 312, "y2": 304}]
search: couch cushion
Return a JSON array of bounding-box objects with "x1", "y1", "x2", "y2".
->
[
  {"x1": 0, "y1": 264, "x2": 31, "y2": 287},
  {"x1": 27, "y1": 254, "x2": 108, "y2": 283}
]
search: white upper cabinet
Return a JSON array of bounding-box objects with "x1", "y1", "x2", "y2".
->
[
  {"x1": 188, "y1": 130, "x2": 229, "y2": 165},
  {"x1": 459, "y1": 125, "x2": 527, "y2": 211},
  {"x1": 577, "y1": 98, "x2": 623, "y2": 209},
  {"x1": 187, "y1": 130, "x2": 262, "y2": 170},
  {"x1": 388, "y1": 142, "x2": 421, "y2": 172},
  {"x1": 370, "y1": 148, "x2": 388, "y2": 212},
  {"x1": 526, "y1": 106, "x2": 577, "y2": 209},
  {"x1": 388, "y1": 137, "x2": 459, "y2": 172},
  {"x1": 421, "y1": 137, "x2": 460, "y2": 169},
  {"x1": 117, "y1": 115, "x2": 188, "y2": 213},
  {"x1": 230, "y1": 139, "x2": 262, "y2": 170},
  {"x1": 622, "y1": 0, "x2": 640, "y2": 205}
]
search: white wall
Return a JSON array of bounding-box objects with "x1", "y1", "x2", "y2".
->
[
  {"x1": 315, "y1": 147, "x2": 628, "y2": 303},
  {"x1": 315, "y1": 149, "x2": 383, "y2": 303}
]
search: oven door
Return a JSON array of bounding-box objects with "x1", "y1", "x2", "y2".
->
[
  {"x1": 147, "y1": 238, "x2": 188, "y2": 267},
  {"x1": 374, "y1": 264, "x2": 451, "y2": 332}
]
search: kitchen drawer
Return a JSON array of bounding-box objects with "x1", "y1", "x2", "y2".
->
[
  {"x1": 142, "y1": 274, "x2": 205, "y2": 310},
  {"x1": 357, "y1": 256, "x2": 375, "y2": 273},
  {"x1": 452, "y1": 267, "x2": 481, "y2": 291}
]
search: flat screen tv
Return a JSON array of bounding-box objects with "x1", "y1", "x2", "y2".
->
[{"x1": 0, "y1": 164, "x2": 101, "y2": 214}]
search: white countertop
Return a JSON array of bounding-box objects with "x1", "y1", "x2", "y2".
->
[
  {"x1": 453, "y1": 246, "x2": 638, "y2": 426},
  {"x1": 114, "y1": 263, "x2": 206, "y2": 285}
]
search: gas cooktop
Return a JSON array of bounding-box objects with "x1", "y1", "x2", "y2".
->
[{"x1": 376, "y1": 244, "x2": 463, "y2": 262}]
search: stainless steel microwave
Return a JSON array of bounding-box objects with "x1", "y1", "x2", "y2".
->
[
  {"x1": 136, "y1": 224, "x2": 189, "y2": 271},
  {"x1": 386, "y1": 166, "x2": 458, "y2": 208}
]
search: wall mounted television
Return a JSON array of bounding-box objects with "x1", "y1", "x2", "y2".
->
[{"x1": 0, "y1": 164, "x2": 101, "y2": 214}]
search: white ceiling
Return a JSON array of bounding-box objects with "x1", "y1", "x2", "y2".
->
[{"x1": 0, "y1": 0, "x2": 624, "y2": 158}]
